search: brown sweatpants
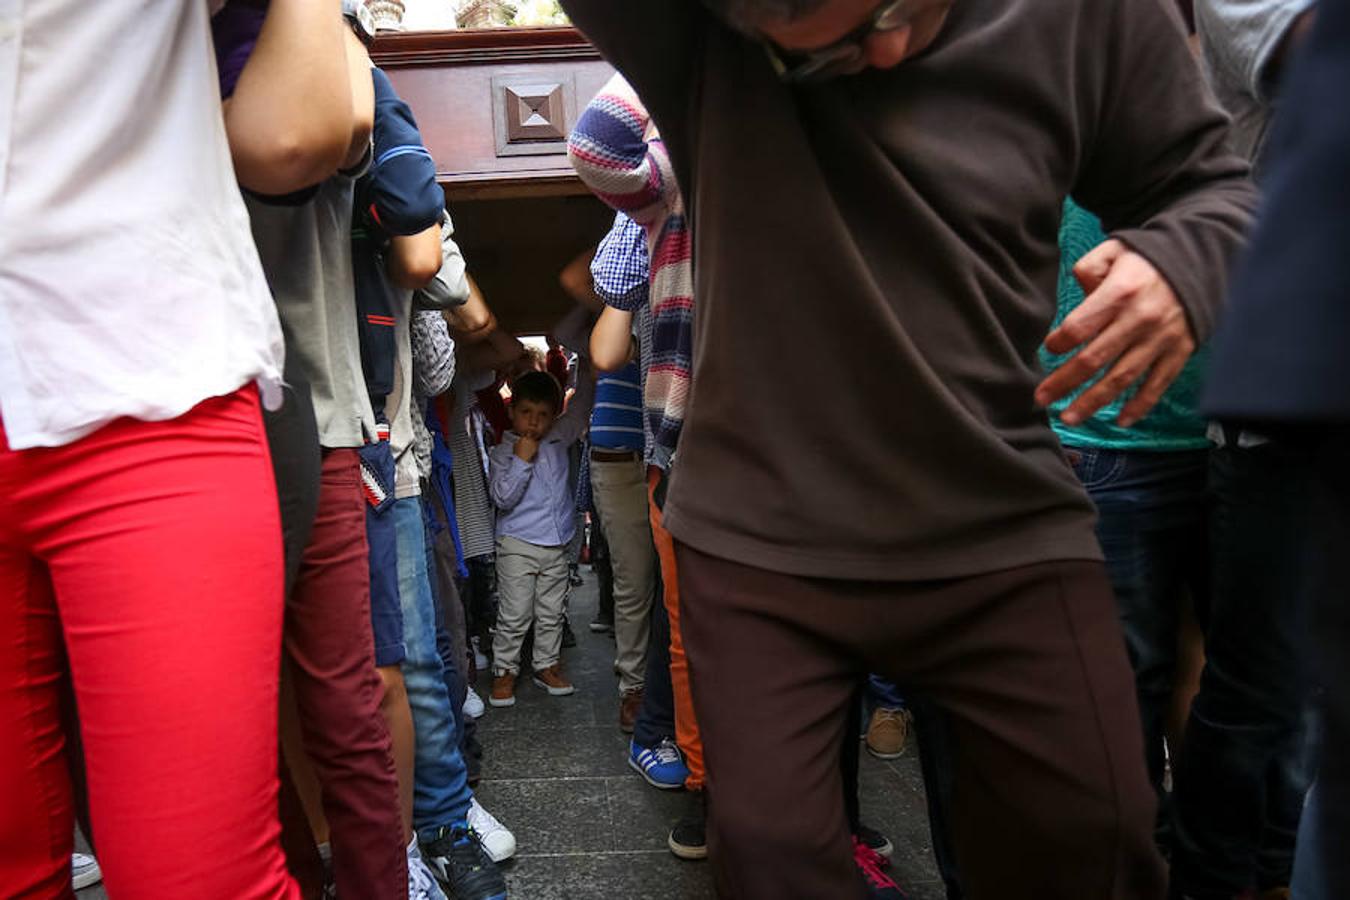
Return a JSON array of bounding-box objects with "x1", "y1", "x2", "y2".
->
[{"x1": 676, "y1": 545, "x2": 1166, "y2": 900}]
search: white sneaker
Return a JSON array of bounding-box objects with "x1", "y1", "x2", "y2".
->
[
  {"x1": 463, "y1": 687, "x2": 486, "y2": 720},
  {"x1": 407, "y1": 839, "x2": 448, "y2": 900},
  {"x1": 72, "y1": 853, "x2": 102, "y2": 890},
  {"x1": 467, "y1": 797, "x2": 517, "y2": 863},
  {"x1": 472, "y1": 638, "x2": 489, "y2": 672}
]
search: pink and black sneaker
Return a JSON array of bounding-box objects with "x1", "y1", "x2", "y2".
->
[{"x1": 853, "y1": 835, "x2": 908, "y2": 899}]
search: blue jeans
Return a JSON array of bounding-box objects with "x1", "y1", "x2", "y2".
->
[
  {"x1": 1171, "y1": 440, "x2": 1319, "y2": 897},
  {"x1": 632, "y1": 567, "x2": 675, "y2": 750},
  {"x1": 1066, "y1": 445, "x2": 1208, "y2": 836},
  {"x1": 391, "y1": 498, "x2": 473, "y2": 836},
  {"x1": 866, "y1": 674, "x2": 905, "y2": 711}
]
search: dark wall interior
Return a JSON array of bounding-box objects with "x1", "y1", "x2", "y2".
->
[{"x1": 448, "y1": 193, "x2": 615, "y2": 335}]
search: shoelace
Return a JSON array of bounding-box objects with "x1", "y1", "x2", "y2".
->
[
  {"x1": 408, "y1": 855, "x2": 441, "y2": 900},
  {"x1": 852, "y1": 837, "x2": 906, "y2": 895},
  {"x1": 469, "y1": 802, "x2": 501, "y2": 834},
  {"x1": 653, "y1": 739, "x2": 683, "y2": 765}
]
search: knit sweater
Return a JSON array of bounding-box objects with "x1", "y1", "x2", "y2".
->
[{"x1": 568, "y1": 76, "x2": 693, "y2": 472}]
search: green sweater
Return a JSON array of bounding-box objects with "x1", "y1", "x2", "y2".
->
[{"x1": 1040, "y1": 200, "x2": 1211, "y2": 451}]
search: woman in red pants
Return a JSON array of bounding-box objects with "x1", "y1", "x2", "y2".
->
[{"x1": 0, "y1": 2, "x2": 356, "y2": 896}]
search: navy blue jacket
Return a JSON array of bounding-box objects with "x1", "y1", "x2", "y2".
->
[
  {"x1": 353, "y1": 67, "x2": 445, "y2": 412},
  {"x1": 1203, "y1": 1, "x2": 1350, "y2": 424}
]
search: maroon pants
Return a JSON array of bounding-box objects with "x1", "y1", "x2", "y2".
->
[
  {"x1": 281, "y1": 450, "x2": 405, "y2": 900},
  {"x1": 676, "y1": 546, "x2": 1166, "y2": 900}
]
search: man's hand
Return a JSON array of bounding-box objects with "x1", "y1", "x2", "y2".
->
[
  {"x1": 1036, "y1": 240, "x2": 1196, "y2": 428},
  {"x1": 514, "y1": 435, "x2": 540, "y2": 463}
]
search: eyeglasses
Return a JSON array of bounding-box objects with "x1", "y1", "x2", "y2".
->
[{"x1": 762, "y1": 0, "x2": 924, "y2": 83}]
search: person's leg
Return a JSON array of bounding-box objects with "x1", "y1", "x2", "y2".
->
[
  {"x1": 677, "y1": 543, "x2": 866, "y2": 900},
  {"x1": 366, "y1": 500, "x2": 415, "y2": 843},
  {"x1": 590, "y1": 457, "x2": 657, "y2": 697},
  {"x1": 0, "y1": 544, "x2": 72, "y2": 897},
  {"x1": 1067, "y1": 446, "x2": 1209, "y2": 846},
  {"x1": 882, "y1": 560, "x2": 1165, "y2": 900},
  {"x1": 390, "y1": 498, "x2": 474, "y2": 835},
  {"x1": 842, "y1": 682, "x2": 864, "y2": 835},
  {"x1": 909, "y1": 697, "x2": 964, "y2": 899},
  {"x1": 286, "y1": 449, "x2": 406, "y2": 900},
  {"x1": 491, "y1": 538, "x2": 537, "y2": 680},
  {"x1": 649, "y1": 467, "x2": 706, "y2": 790},
  {"x1": 1173, "y1": 441, "x2": 1318, "y2": 898},
  {"x1": 1312, "y1": 432, "x2": 1350, "y2": 897},
  {"x1": 277, "y1": 669, "x2": 328, "y2": 899},
  {"x1": 468, "y1": 555, "x2": 498, "y2": 651},
  {"x1": 422, "y1": 504, "x2": 470, "y2": 771},
  {"x1": 590, "y1": 505, "x2": 616, "y2": 630},
  {"x1": 427, "y1": 502, "x2": 472, "y2": 716},
  {"x1": 262, "y1": 355, "x2": 327, "y2": 896},
  {"x1": 632, "y1": 564, "x2": 676, "y2": 749},
  {"x1": 681, "y1": 541, "x2": 1163, "y2": 900},
  {"x1": 529, "y1": 545, "x2": 572, "y2": 675},
  {"x1": 7, "y1": 391, "x2": 299, "y2": 898},
  {"x1": 264, "y1": 334, "x2": 322, "y2": 596},
  {"x1": 867, "y1": 674, "x2": 906, "y2": 711}
]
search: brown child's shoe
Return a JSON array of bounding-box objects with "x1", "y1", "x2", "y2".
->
[
  {"x1": 619, "y1": 688, "x2": 644, "y2": 734},
  {"x1": 488, "y1": 673, "x2": 517, "y2": 708},
  {"x1": 532, "y1": 665, "x2": 576, "y2": 697}
]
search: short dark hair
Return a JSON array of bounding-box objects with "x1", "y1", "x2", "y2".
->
[
  {"x1": 701, "y1": 0, "x2": 829, "y2": 30},
  {"x1": 510, "y1": 371, "x2": 563, "y2": 413}
]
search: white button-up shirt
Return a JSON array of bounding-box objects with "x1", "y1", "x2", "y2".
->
[{"x1": 0, "y1": 0, "x2": 283, "y2": 449}]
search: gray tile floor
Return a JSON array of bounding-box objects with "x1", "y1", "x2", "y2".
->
[
  {"x1": 471, "y1": 573, "x2": 946, "y2": 900},
  {"x1": 76, "y1": 572, "x2": 945, "y2": 899}
]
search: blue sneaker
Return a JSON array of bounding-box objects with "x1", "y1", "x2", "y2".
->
[{"x1": 628, "y1": 738, "x2": 690, "y2": 790}]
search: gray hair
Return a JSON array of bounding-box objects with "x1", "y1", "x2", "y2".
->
[{"x1": 701, "y1": 0, "x2": 832, "y2": 31}]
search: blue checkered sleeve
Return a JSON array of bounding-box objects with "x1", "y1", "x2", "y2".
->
[{"x1": 590, "y1": 212, "x2": 650, "y2": 312}]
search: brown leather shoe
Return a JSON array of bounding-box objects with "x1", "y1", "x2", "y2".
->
[
  {"x1": 532, "y1": 664, "x2": 576, "y2": 696},
  {"x1": 865, "y1": 707, "x2": 911, "y2": 760},
  {"x1": 488, "y1": 673, "x2": 516, "y2": 708},
  {"x1": 619, "y1": 688, "x2": 644, "y2": 734}
]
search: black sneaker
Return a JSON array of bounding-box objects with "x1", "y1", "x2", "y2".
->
[
  {"x1": 589, "y1": 614, "x2": 615, "y2": 634},
  {"x1": 855, "y1": 823, "x2": 894, "y2": 860},
  {"x1": 568, "y1": 564, "x2": 584, "y2": 587},
  {"x1": 561, "y1": 616, "x2": 577, "y2": 649},
  {"x1": 668, "y1": 813, "x2": 707, "y2": 861},
  {"x1": 421, "y1": 825, "x2": 508, "y2": 900}
]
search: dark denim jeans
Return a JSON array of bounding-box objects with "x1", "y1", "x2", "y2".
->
[
  {"x1": 632, "y1": 567, "x2": 675, "y2": 750},
  {"x1": 866, "y1": 674, "x2": 906, "y2": 711},
  {"x1": 1170, "y1": 440, "x2": 1319, "y2": 898},
  {"x1": 1066, "y1": 444, "x2": 1209, "y2": 834}
]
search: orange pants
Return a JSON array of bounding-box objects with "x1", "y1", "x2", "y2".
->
[{"x1": 648, "y1": 467, "x2": 705, "y2": 790}]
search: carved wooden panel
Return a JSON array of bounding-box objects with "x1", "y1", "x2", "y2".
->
[
  {"x1": 374, "y1": 29, "x2": 613, "y2": 197},
  {"x1": 493, "y1": 74, "x2": 575, "y2": 157}
]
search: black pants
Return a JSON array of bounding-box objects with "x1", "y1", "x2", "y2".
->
[{"x1": 1171, "y1": 440, "x2": 1322, "y2": 897}]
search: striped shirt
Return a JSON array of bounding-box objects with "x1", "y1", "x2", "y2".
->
[{"x1": 589, "y1": 363, "x2": 644, "y2": 451}]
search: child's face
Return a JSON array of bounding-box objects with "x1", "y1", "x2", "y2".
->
[{"x1": 510, "y1": 398, "x2": 555, "y2": 440}]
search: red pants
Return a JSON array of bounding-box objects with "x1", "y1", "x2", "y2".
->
[{"x1": 0, "y1": 390, "x2": 298, "y2": 899}]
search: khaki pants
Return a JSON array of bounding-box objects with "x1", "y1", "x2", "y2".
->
[
  {"x1": 590, "y1": 456, "x2": 657, "y2": 693},
  {"x1": 492, "y1": 535, "x2": 569, "y2": 675}
]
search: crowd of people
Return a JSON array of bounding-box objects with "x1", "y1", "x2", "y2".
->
[{"x1": 1, "y1": 0, "x2": 1347, "y2": 899}]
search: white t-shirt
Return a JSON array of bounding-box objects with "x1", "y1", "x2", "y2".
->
[{"x1": 0, "y1": 0, "x2": 284, "y2": 449}]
